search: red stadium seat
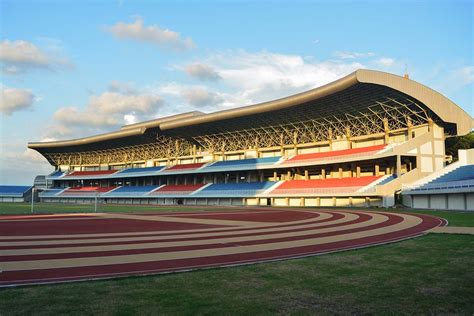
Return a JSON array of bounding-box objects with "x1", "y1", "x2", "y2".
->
[
  {"x1": 285, "y1": 144, "x2": 387, "y2": 163},
  {"x1": 165, "y1": 163, "x2": 206, "y2": 171},
  {"x1": 65, "y1": 170, "x2": 117, "y2": 177},
  {"x1": 271, "y1": 176, "x2": 382, "y2": 195}
]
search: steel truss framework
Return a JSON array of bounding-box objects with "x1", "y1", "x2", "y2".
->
[{"x1": 46, "y1": 97, "x2": 431, "y2": 167}]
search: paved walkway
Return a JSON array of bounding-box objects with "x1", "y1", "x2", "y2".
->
[{"x1": 430, "y1": 226, "x2": 474, "y2": 235}]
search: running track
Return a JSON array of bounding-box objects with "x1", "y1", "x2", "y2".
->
[{"x1": 0, "y1": 208, "x2": 445, "y2": 287}]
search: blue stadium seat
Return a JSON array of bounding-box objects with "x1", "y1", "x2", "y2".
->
[
  {"x1": 116, "y1": 166, "x2": 165, "y2": 174},
  {"x1": 429, "y1": 165, "x2": 474, "y2": 184},
  {"x1": 103, "y1": 185, "x2": 160, "y2": 197},
  {"x1": 0, "y1": 185, "x2": 32, "y2": 197},
  {"x1": 39, "y1": 188, "x2": 64, "y2": 197},
  {"x1": 48, "y1": 171, "x2": 64, "y2": 178},
  {"x1": 194, "y1": 182, "x2": 277, "y2": 197},
  {"x1": 204, "y1": 157, "x2": 281, "y2": 172}
]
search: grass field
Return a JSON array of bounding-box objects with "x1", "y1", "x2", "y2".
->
[
  {"x1": 0, "y1": 234, "x2": 472, "y2": 315},
  {"x1": 0, "y1": 203, "x2": 472, "y2": 314}
]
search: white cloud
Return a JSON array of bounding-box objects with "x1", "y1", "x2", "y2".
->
[
  {"x1": 0, "y1": 85, "x2": 35, "y2": 115},
  {"x1": 201, "y1": 50, "x2": 364, "y2": 105},
  {"x1": 376, "y1": 57, "x2": 395, "y2": 67},
  {"x1": 106, "y1": 16, "x2": 196, "y2": 51},
  {"x1": 46, "y1": 82, "x2": 164, "y2": 138},
  {"x1": 184, "y1": 63, "x2": 221, "y2": 81},
  {"x1": 161, "y1": 50, "x2": 365, "y2": 113},
  {"x1": 0, "y1": 39, "x2": 72, "y2": 75},
  {"x1": 0, "y1": 142, "x2": 53, "y2": 185},
  {"x1": 181, "y1": 87, "x2": 224, "y2": 107},
  {"x1": 334, "y1": 51, "x2": 375, "y2": 59},
  {"x1": 452, "y1": 66, "x2": 474, "y2": 85}
]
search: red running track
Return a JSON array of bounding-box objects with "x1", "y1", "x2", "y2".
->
[{"x1": 0, "y1": 208, "x2": 445, "y2": 287}]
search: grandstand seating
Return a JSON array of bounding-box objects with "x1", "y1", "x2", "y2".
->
[
  {"x1": 284, "y1": 145, "x2": 387, "y2": 164},
  {"x1": 0, "y1": 185, "x2": 32, "y2": 197},
  {"x1": 165, "y1": 163, "x2": 206, "y2": 171},
  {"x1": 47, "y1": 170, "x2": 64, "y2": 178},
  {"x1": 194, "y1": 182, "x2": 277, "y2": 197},
  {"x1": 270, "y1": 176, "x2": 383, "y2": 195},
  {"x1": 65, "y1": 170, "x2": 117, "y2": 177},
  {"x1": 116, "y1": 166, "x2": 165, "y2": 175},
  {"x1": 60, "y1": 186, "x2": 116, "y2": 196},
  {"x1": 411, "y1": 165, "x2": 474, "y2": 191},
  {"x1": 204, "y1": 157, "x2": 281, "y2": 171},
  {"x1": 39, "y1": 188, "x2": 64, "y2": 197},
  {"x1": 103, "y1": 185, "x2": 160, "y2": 197},
  {"x1": 150, "y1": 183, "x2": 207, "y2": 196}
]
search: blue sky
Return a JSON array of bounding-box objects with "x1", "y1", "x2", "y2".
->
[{"x1": 1, "y1": 0, "x2": 472, "y2": 184}]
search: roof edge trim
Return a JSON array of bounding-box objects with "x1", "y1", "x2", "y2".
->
[{"x1": 28, "y1": 127, "x2": 146, "y2": 149}]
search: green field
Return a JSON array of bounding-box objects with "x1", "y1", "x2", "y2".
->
[{"x1": 0, "y1": 203, "x2": 473, "y2": 314}]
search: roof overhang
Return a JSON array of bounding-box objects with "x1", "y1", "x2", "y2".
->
[{"x1": 28, "y1": 69, "x2": 473, "y2": 156}]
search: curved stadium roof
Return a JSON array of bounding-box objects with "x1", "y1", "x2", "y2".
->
[{"x1": 29, "y1": 69, "x2": 473, "y2": 155}]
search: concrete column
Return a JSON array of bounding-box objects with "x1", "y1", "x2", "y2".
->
[
  {"x1": 316, "y1": 197, "x2": 321, "y2": 207},
  {"x1": 321, "y1": 168, "x2": 326, "y2": 179},
  {"x1": 356, "y1": 166, "x2": 361, "y2": 178},
  {"x1": 287, "y1": 171, "x2": 292, "y2": 180},
  {"x1": 407, "y1": 118, "x2": 413, "y2": 140},
  {"x1": 300, "y1": 197, "x2": 305, "y2": 207},
  {"x1": 328, "y1": 128, "x2": 333, "y2": 151},
  {"x1": 383, "y1": 118, "x2": 390, "y2": 144},
  {"x1": 338, "y1": 167, "x2": 343, "y2": 179},
  {"x1": 396, "y1": 155, "x2": 402, "y2": 177},
  {"x1": 273, "y1": 171, "x2": 278, "y2": 181},
  {"x1": 304, "y1": 170, "x2": 309, "y2": 180},
  {"x1": 236, "y1": 173, "x2": 239, "y2": 183},
  {"x1": 285, "y1": 197, "x2": 290, "y2": 206},
  {"x1": 375, "y1": 164, "x2": 380, "y2": 176}
]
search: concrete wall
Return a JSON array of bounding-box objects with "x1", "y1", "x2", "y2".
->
[{"x1": 410, "y1": 193, "x2": 474, "y2": 211}]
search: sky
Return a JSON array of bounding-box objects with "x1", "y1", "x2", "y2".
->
[{"x1": 0, "y1": 0, "x2": 472, "y2": 185}]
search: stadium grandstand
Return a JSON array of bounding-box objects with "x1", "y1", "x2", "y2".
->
[
  {"x1": 0, "y1": 185, "x2": 33, "y2": 203},
  {"x1": 27, "y1": 69, "x2": 473, "y2": 209}
]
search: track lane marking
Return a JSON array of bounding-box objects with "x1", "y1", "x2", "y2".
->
[
  {"x1": 0, "y1": 214, "x2": 422, "y2": 271},
  {"x1": 0, "y1": 212, "x2": 345, "y2": 247},
  {"x1": 1, "y1": 213, "x2": 379, "y2": 256}
]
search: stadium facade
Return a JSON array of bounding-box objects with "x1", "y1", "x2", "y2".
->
[{"x1": 28, "y1": 69, "x2": 474, "y2": 209}]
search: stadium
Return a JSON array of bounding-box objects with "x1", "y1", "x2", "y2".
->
[
  {"x1": 1, "y1": 69, "x2": 474, "y2": 313},
  {"x1": 24, "y1": 69, "x2": 473, "y2": 210}
]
